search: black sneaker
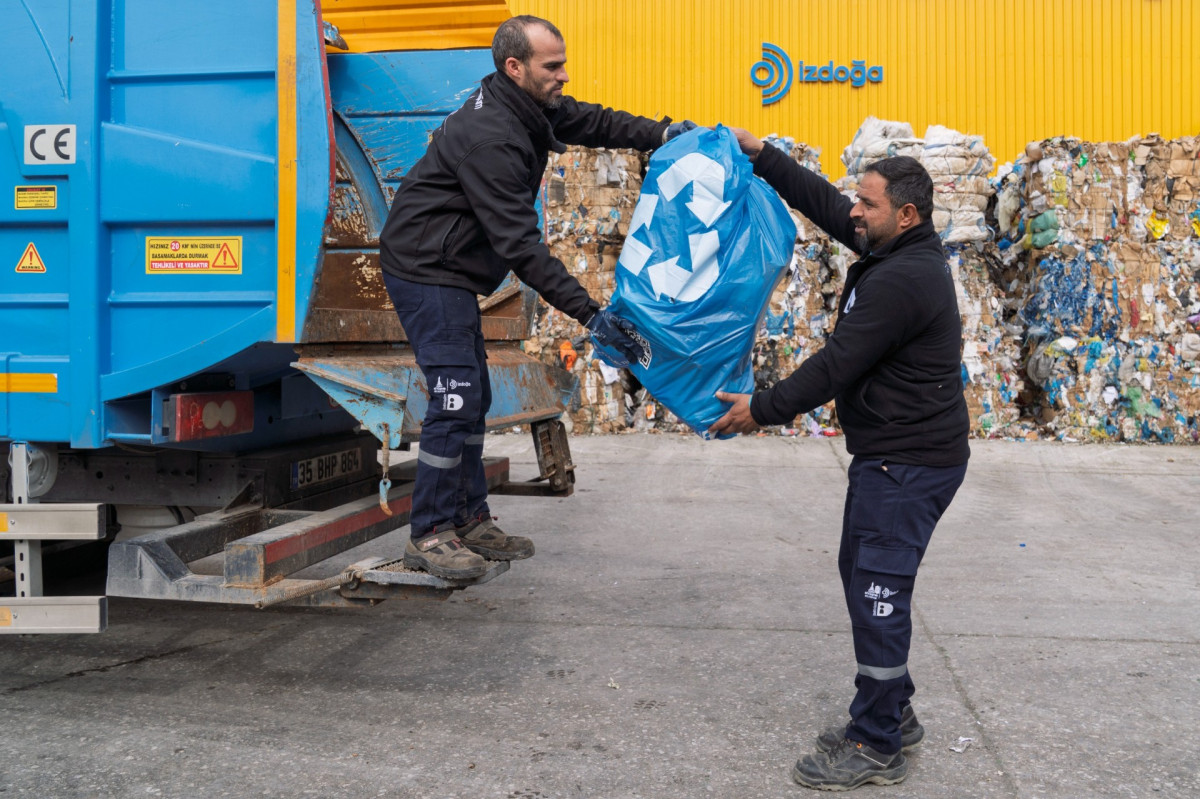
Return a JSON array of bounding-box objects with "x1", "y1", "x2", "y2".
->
[
  {"x1": 403, "y1": 530, "x2": 488, "y2": 579},
  {"x1": 455, "y1": 516, "x2": 534, "y2": 561},
  {"x1": 815, "y1": 704, "x2": 925, "y2": 753},
  {"x1": 792, "y1": 737, "x2": 908, "y2": 791}
]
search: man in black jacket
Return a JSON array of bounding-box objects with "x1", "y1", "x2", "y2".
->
[
  {"x1": 379, "y1": 15, "x2": 693, "y2": 580},
  {"x1": 710, "y1": 130, "x2": 970, "y2": 791}
]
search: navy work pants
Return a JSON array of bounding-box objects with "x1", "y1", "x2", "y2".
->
[
  {"x1": 382, "y1": 274, "x2": 492, "y2": 538},
  {"x1": 839, "y1": 455, "x2": 967, "y2": 754}
]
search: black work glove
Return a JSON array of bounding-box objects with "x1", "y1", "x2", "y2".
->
[
  {"x1": 663, "y1": 120, "x2": 698, "y2": 144},
  {"x1": 585, "y1": 307, "x2": 649, "y2": 369}
]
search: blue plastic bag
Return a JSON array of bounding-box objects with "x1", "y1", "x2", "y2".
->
[{"x1": 592, "y1": 125, "x2": 797, "y2": 438}]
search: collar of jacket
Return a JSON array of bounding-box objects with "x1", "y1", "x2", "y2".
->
[
  {"x1": 858, "y1": 218, "x2": 942, "y2": 264},
  {"x1": 483, "y1": 72, "x2": 569, "y2": 154}
]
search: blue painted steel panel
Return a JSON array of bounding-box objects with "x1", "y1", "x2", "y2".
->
[
  {"x1": 327, "y1": 50, "x2": 494, "y2": 194},
  {"x1": 0, "y1": 0, "x2": 333, "y2": 448},
  {"x1": 4, "y1": 1, "x2": 71, "y2": 100},
  {"x1": 100, "y1": 0, "x2": 283, "y2": 410},
  {"x1": 0, "y1": 2, "x2": 90, "y2": 442},
  {"x1": 1, "y1": 11, "x2": 569, "y2": 453},
  {"x1": 100, "y1": 128, "x2": 278, "y2": 223},
  {"x1": 1, "y1": 356, "x2": 71, "y2": 442}
]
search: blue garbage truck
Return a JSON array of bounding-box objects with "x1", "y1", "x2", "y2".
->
[{"x1": 0, "y1": 1, "x2": 578, "y2": 632}]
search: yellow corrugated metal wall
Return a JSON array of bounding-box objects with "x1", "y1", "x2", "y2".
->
[
  {"x1": 322, "y1": 0, "x2": 510, "y2": 52},
  {"x1": 510, "y1": 0, "x2": 1200, "y2": 175}
]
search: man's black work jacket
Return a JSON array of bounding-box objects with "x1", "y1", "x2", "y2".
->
[
  {"x1": 379, "y1": 71, "x2": 669, "y2": 324},
  {"x1": 748, "y1": 144, "x2": 970, "y2": 466}
]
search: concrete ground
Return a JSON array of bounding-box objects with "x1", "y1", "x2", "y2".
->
[{"x1": 1, "y1": 435, "x2": 1198, "y2": 798}]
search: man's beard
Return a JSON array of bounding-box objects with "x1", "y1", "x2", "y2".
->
[
  {"x1": 854, "y1": 221, "x2": 895, "y2": 253},
  {"x1": 520, "y1": 75, "x2": 562, "y2": 109}
]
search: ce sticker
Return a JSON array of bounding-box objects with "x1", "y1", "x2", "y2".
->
[{"x1": 24, "y1": 125, "x2": 76, "y2": 165}]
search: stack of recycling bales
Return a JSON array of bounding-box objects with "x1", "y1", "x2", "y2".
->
[
  {"x1": 949, "y1": 244, "x2": 1027, "y2": 438},
  {"x1": 917, "y1": 124, "x2": 1021, "y2": 437},
  {"x1": 530, "y1": 128, "x2": 1199, "y2": 443},
  {"x1": 838, "y1": 116, "x2": 924, "y2": 192},
  {"x1": 839, "y1": 118, "x2": 997, "y2": 245},
  {"x1": 1002, "y1": 134, "x2": 1200, "y2": 442},
  {"x1": 923, "y1": 125, "x2": 995, "y2": 244},
  {"x1": 1139, "y1": 134, "x2": 1200, "y2": 243},
  {"x1": 535, "y1": 147, "x2": 649, "y2": 433}
]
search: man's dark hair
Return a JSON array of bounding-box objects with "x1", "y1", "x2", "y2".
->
[
  {"x1": 492, "y1": 15, "x2": 563, "y2": 72},
  {"x1": 863, "y1": 156, "x2": 933, "y2": 221}
]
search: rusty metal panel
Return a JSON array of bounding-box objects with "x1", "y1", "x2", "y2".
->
[
  {"x1": 326, "y1": 186, "x2": 375, "y2": 249},
  {"x1": 303, "y1": 250, "x2": 538, "y2": 343},
  {"x1": 305, "y1": 250, "x2": 398, "y2": 341}
]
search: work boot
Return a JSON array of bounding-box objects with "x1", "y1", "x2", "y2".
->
[
  {"x1": 403, "y1": 529, "x2": 489, "y2": 579},
  {"x1": 815, "y1": 704, "x2": 925, "y2": 753},
  {"x1": 792, "y1": 737, "x2": 908, "y2": 791},
  {"x1": 455, "y1": 515, "x2": 534, "y2": 561}
]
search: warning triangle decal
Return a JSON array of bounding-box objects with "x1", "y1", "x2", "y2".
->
[
  {"x1": 212, "y1": 242, "x2": 239, "y2": 269},
  {"x1": 16, "y1": 242, "x2": 46, "y2": 273}
]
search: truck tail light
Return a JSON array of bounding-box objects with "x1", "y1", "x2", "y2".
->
[{"x1": 163, "y1": 391, "x2": 254, "y2": 442}]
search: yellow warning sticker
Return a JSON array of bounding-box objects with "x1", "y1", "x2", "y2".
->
[
  {"x1": 0, "y1": 512, "x2": 6, "y2": 532},
  {"x1": 0, "y1": 607, "x2": 10, "y2": 626},
  {"x1": 15, "y1": 185, "x2": 57, "y2": 210},
  {"x1": 15, "y1": 242, "x2": 46, "y2": 273},
  {"x1": 146, "y1": 236, "x2": 243, "y2": 274}
]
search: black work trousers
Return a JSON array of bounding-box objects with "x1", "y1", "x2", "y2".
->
[
  {"x1": 382, "y1": 274, "x2": 492, "y2": 538},
  {"x1": 839, "y1": 455, "x2": 967, "y2": 754}
]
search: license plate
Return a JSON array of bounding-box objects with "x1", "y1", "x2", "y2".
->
[{"x1": 290, "y1": 448, "x2": 363, "y2": 490}]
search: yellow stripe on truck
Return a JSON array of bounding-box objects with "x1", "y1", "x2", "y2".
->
[
  {"x1": 276, "y1": 0, "x2": 298, "y2": 343},
  {"x1": 0, "y1": 373, "x2": 58, "y2": 393}
]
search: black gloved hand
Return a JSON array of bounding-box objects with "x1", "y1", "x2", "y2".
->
[
  {"x1": 585, "y1": 307, "x2": 649, "y2": 368},
  {"x1": 663, "y1": 120, "x2": 698, "y2": 144}
]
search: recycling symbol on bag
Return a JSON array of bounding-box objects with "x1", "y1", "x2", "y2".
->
[{"x1": 617, "y1": 153, "x2": 731, "y2": 303}]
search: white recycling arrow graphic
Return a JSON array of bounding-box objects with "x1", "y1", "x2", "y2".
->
[
  {"x1": 617, "y1": 152, "x2": 732, "y2": 302},
  {"x1": 656, "y1": 153, "x2": 732, "y2": 227},
  {"x1": 646, "y1": 230, "x2": 721, "y2": 302},
  {"x1": 617, "y1": 194, "x2": 657, "y2": 275}
]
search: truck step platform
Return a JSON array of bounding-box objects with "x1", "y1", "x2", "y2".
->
[{"x1": 106, "y1": 457, "x2": 514, "y2": 608}]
